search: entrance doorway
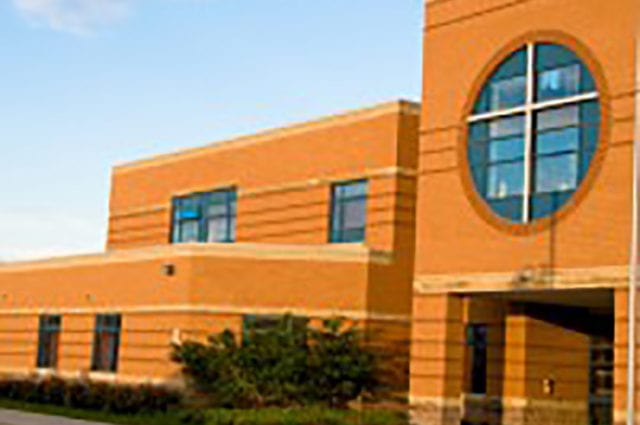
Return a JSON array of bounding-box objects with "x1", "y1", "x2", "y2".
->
[
  {"x1": 589, "y1": 336, "x2": 613, "y2": 425},
  {"x1": 464, "y1": 288, "x2": 615, "y2": 425}
]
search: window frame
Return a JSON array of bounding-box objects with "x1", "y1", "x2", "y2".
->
[
  {"x1": 36, "y1": 314, "x2": 61, "y2": 369},
  {"x1": 242, "y1": 314, "x2": 308, "y2": 346},
  {"x1": 171, "y1": 188, "x2": 237, "y2": 244},
  {"x1": 329, "y1": 179, "x2": 368, "y2": 243},
  {"x1": 468, "y1": 42, "x2": 599, "y2": 223},
  {"x1": 90, "y1": 314, "x2": 122, "y2": 373}
]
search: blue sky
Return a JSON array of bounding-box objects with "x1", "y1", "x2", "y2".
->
[{"x1": 0, "y1": 0, "x2": 423, "y2": 261}]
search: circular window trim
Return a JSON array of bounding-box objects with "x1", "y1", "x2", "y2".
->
[{"x1": 458, "y1": 31, "x2": 611, "y2": 236}]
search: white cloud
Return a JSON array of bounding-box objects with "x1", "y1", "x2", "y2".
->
[{"x1": 12, "y1": 0, "x2": 133, "y2": 35}]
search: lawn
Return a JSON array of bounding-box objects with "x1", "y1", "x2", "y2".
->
[{"x1": 0, "y1": 398, "x2": 408, "y2": 425}]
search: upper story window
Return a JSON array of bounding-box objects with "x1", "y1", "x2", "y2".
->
[
  {"x1": 330, "y1": 180, "x2": 368, "y2": 243},
  {"x1": 468, "y1": 43, "x2": 600, "y2": 223},
  {"x1": 37, "y1": 314, "x2": 61, "y2": 369},
  {"x1": 91, "y1": 314, "x2": 121, "y2": 373},
  {"x1": 172, "y1": 188, "x2": 237, "y2": 243}
]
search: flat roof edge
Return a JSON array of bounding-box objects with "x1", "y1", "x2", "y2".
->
[
  {"x1": 113, "y1": 99, "x2": 421, "y2": 174},
  {"x1": 0, "y1": 243, "x2": 393, "y2": 272}
]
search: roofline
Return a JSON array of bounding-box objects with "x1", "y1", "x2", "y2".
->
[
  {"x1": 113, "y1": 99, "x2": 421, "y2": 174},
  {"x1": 0, "y1": 243, "x2": 393, "y2": 272}
]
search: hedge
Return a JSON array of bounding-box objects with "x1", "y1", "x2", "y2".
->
[{"x1": 0, "y1": 376, "x2": 182, "y2": 415}]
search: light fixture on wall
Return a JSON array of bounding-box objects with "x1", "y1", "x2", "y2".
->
[
  {"x1": 171, "y1": 328, "x2": 182, "y2": 345},
  {"x1": 162, "y1": 263, "x2": 176, "y2": 277},
  {"x1": 542, "y1": 376, "x2": 556, "y2": 396}
]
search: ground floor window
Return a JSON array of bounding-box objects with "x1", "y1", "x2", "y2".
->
[
  {"x1": 242, "y1": 314, "x2": 308, "y2": 344},
  {"x1": 36, "y1": 315, "x2": 61, "y2": 369},
  {"x1": 91, "y1": 314, "x2": 121, "y2": 372},
  {"x1": 466, "y1": 324, "x2": 488, "y2": 395}
]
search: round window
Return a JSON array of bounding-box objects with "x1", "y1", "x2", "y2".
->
[{"x1": 468, "y1": 43, "x2": 600, "y2": 223}]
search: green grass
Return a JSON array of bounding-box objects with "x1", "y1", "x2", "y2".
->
[
  {"x1": 204, "y1": 407, "x2": 407, "y2": 425},
  {"x1": 0, "y1": 399, "x2": 181, "y2": 425},
  {"x1": 0, "y1": 399, "x2": 407, "y2": 425}
]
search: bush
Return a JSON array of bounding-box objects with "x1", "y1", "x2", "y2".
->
[
  {"x1": 306, "y1": 319, "x2": 376, "y2": 408},
  {"x1": 171, "y1": 316, "x2": 377, "y2": 409},
  {"x1": 172, "y1": 330, "x2": 260, "y2": 408},
  {"x1": 0, "y1": 376, "x2": 182, "y2": 415},
  {"x1": 179, "y1": 409, "x2": 207, "y2": 425}
]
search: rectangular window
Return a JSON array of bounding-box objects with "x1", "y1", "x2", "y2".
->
[
  {"x1": 487, "y1": 161, "x2": 525, "y2": 199},
  {"x1": 36, "y1": 315, "x2": 61, "y2": 369},
  {"x1": 172, "y1": 188, "x2": 237, "y2": 243},
  {"x1": 242, "y1": 314, "x2": 307, "y2": 345},
  {"x1": 467, "y1": 324, "x2": 488, "y2": 395},
  {"x1": 91, "y1": 314, "x2": 121, "y2": 373},
  {"x1": 469, "y1": 115, "x2": 526, "y2": 211},
  {"x1": 490, "y1": 75, "x2": 527, "y2": 111},
  {"x1": 330, "y1": 180, "x2": 368, "y2": 243}
]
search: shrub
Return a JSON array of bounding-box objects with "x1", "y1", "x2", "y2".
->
[
  {"x1": 64, "y1": 380, "x2": 91, "y2": 409},
  {"x1": 238, "y1": 316, "x2": 308, "y2": 407},
  {"x1": 37, "y1": 377, "x2": 66, "y2": 406},
  {"x1": 0, "y1": 376, "x2": 182, "y2": 415},
  {"x1": 306, "y1": 319, "x2": 376, "y2": 408},
  {"x1": 172, "y1": 329, "x2": 260, "y2": 408},
  {"x1": 172, "y1": 316, "x2": 377, "y2": 409},
  {"x1": 179, "y1": 409, "x2": 207, "y2": 425}
]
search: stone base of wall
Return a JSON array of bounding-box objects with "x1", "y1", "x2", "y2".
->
[
  {"x1": 410, "y1": 398, "x2": 461, "y2": 425},
  {"x1": 501, "y1": 398, "x2": 588, "y2": 425},
  {"x1": 410, "y1": 396, "x2": 588, "y2": 425},
  {"x1": 611, "y1": 409, "x2": 640, "y2": 425},
  {"x1": 462, "y1": 394, "x2": 503, "y2": 425}
]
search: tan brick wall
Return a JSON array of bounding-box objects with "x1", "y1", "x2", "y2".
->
[
  {"x1": 410, "y1": 293, "x2": 464, "y2": 422},
  {"x1": 416, "y1": 0, "x2": 637, "y2": 277},
  {"x1": 107, "y1": 102, "x2": 420, "y2": 255},
  {"x1": 410, "y1": 293, "x2": 597, "y2": 425}
]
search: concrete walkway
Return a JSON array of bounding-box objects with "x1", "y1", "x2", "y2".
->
[{"x1": 0, "y1": 409, "x2": 114, "y2": 425}]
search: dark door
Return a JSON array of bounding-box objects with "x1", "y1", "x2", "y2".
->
[{"x1": 589, "y1": 336, "x2": 613, "y2": 425}]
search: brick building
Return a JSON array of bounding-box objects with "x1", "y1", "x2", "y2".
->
[{"x1": 2, "y1": 1, "x2": 640, "y2": 424}]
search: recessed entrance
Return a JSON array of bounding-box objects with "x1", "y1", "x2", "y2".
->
[{"x1": 461, "y1": 288, "x2": 614, "y2": 425}]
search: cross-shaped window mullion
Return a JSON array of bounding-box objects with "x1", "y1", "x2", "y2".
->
[
  {"x1": 521, "y1": 42, "x2": 536, "y2": 223},
  {"x1": 466, "y1": 43, "x2": 600, "y2": 224}
]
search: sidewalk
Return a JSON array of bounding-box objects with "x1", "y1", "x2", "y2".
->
[{"x1": 0, "y1": 409, "x2": 114, "y2": 425}]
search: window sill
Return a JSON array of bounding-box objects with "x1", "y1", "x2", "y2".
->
[
  {"x1": 88, "y1": 371, "x2": 118, "y2": 382},
  {"x1": 35, "y1": 368, "x2": 57, "y2": 376}
]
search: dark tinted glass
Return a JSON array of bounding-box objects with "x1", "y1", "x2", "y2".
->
[
  {"x1": 468, "y1": 43, "x2": 600, "y2": 223},
  {"x1": 536, "y1": 44, "x2": 595, "y2": 101},
  {"x1": 474, "y1": 48, "x2": 527, "y2": 114},
  {"x1": 173, "y1": 189, "x2": 236, "y2": 243},
  {"x1": 330, "y1": 180, "x2": 367, "y2": 243}
]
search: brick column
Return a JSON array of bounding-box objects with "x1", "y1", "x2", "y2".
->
[
  {"x1": 502, "y1": 305, "x2": 590, "y2": 425},
  {"x1": 613, "y1": 287, "x2": 640, "y2": 425},
  {"x1": 410, "y1": 293, "x2": 464, "y2": 425},
  {"x1": 462, "y1": 298, "x2": 506, "y2": 425}
]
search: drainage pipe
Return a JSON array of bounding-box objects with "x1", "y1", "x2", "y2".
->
[{"x1": 627, "y1": 31, "x2": 640, "y2": 425}]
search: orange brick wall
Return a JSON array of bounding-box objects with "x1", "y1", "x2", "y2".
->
[
  {"x1": 0, "y1": 244, "x2": 412, "y2": 384},
  {"x1": 108, "y1": 102, "x2": 420, "y2": 257},
  {"x1": 415, "y1": 0, "x2": 637, "y2": 276},
  {"x1": 0, "y1": 102, "x2": 420, "y2": 387}
]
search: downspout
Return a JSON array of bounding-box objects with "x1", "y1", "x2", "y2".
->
[{"x1": 627, "y1": 31, "x2": 640, "y2": 425}]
